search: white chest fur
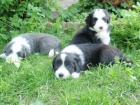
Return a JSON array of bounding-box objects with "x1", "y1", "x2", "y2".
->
[{"x1": 95, "y1": 31, "x2": 110, "y2": 45}]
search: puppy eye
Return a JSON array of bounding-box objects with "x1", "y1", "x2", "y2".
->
[
  {"x1": 67, "y1": 65, "x2": 72, "y2": 68},
  {"x1": 93, "y1": 17, "x2": 97, "y2": 21},
  {"x1": 53, "y1": 65, "x2": 58, "y2": 70},
  {"x1": 102, "y1": 17, "x2": 107, "y2": 23}
]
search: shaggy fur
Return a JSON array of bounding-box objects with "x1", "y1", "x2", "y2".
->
[
  {"x1": 70, "y1": 9, "x2": 110, "y2": 45},
  {"x1": 0, "y1": 33, "x2": 61, "y2": 62},
  {"x1": 52, "y1": 44, "x2": 131, "y2": 79}
]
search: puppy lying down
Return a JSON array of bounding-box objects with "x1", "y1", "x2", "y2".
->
[
  {"x1": 0, "y1": 33, "x2": 61, "y2": 67},
  {"x1": 52, "y1": 44, "x2": 131, "y2": 79}
]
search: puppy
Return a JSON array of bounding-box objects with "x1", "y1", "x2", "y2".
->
[
  {"x1": 0, "y1": 33, "x2": 61, "y2": 63},
  {"x1": 52, "y1": 44, "x2": 131, "y2": 79},
  {"x1": 70, "y1": 9, "x2": 110, "y2": 45}
]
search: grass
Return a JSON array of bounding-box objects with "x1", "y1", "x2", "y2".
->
[{"x1": 0, "y1": 30, "x2": 140, "y2": 105}]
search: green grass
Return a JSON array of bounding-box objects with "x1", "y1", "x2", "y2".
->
[
  {"x1": 0, "y1": 29, "x2": 140, "y2": 105},
  {"x1": 0, "y1": 43, "x2": 140, "y2": 105}
]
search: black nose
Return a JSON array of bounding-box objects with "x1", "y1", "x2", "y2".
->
[
  {"x1": 99, "y1": 27, "x2": 103, "y2": 29},
  {"x1": 59, "y1": 73, "x2": 64, "y2": 77}
]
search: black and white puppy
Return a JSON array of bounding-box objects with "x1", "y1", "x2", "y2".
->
[
  {"x1": 70, "y1": 9, "x2": 110, "y2": 45},
  {"x1": 52, "y1": 44, "x2": 130, "y2": 79},
  {"x1": 0, "y1": 33, "x2": 61, "y2": 62}
]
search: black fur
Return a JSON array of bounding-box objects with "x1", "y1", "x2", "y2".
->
[
  {"x1": 17, "y1": 45, "x2": 30, "y2": 58},
  {"x1": 70, "y1": 26, "x2": 101, "y2": 44},
  {"x1": 52, "y1": 44, "x2": 130, "y2": 78},
  {"x1": 70, "y1": 9, "x2": 110, "y2": 45},
  {"x1": 0, "y1": 33, "x2": 61, "y2": 60},
  {"x1": 52, "y1": 52, "x2": 82, "y2": 74},
  {"x1": 78, "y1": 44, "x2": 125, "y2": 68}
]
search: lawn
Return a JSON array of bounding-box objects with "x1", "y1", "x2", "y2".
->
[
  {"x1": 0, "y1": 2, "x2": 140, "y2": 104},
  {"x1": 0, "y1": 30, "x2": 140, "y2": 105}
]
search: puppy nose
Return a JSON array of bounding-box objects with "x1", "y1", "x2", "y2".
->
[
  {"x1": 99, "y1": 27, "x2": 103, "y2": 29},
  {"x1": 59, "y1": 73, "x2": 64, "y2": 77}
]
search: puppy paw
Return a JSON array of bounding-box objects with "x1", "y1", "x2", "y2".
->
[
  {"x1": 0, "y1": 53, "x2": 6, "y2": 58},
  {"x1": 48, "y1": 49, "x2": 55, "y2": 57},
  {"x1": 6, "y1": 56, "x2": 21, "y2": 68},
  {"x1": 55, "y1": 51, "x2": 59, "y2": 55},
  {"x1": 71, "y1": 72, "x2": 80, "y2": 78}
]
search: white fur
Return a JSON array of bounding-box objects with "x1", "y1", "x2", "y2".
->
[
  {"x1": 11, "y1": 43, "x2": 22, "y2": 53},
  {"x1": 5, "y1": 37, "x2": 30, "y2": 62},
  {"x1": 62, "y1": 45, "x2": 85, "y2": 65},
  {"x1": 6, "y1": 53, "x2": 19, "y2": 62},
  {"x1": 55, "y1": 53, "x2": 70, "y2": 79},
  {"x1": 48, "y1": 49, "x2": 55, "y2": 57},
  {"x1": 48, "y1": 49, "x2": 59, "y2": 57},
  {"x1": 89, "y1": 9, "x2": 110, "y2": 45},
  {"x1": 71, "y1": 72, "x2": 80, "y2": 78},
  {"x1": 12, "y1": 37, "x2": 30, "y2": 51},
  {"x1": 93, "y1": 9, "x2": 108, "y2": 32},
  {"x1": 0, "y1": 53, "x2": 6, "y2": 58},
  {"x1": 6, "y1": 42, "x2": 22, "y2": 62},
  {"x1": 96, "y1": 31, "x2": 110, "y2": 45},
  {"x1": 55, "y1": 51, "x2": 59, "y2": 55}
]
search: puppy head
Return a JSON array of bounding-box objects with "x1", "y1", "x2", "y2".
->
[
  {"x1": 85, "y1": 9, "x2": 110, "y2": 32},
  {"x1": 0, "y1": 42, "x2": 30, "y2": 62},
  {"x1": 52, "y1": 52, "x2": 82, "y2": 79}
]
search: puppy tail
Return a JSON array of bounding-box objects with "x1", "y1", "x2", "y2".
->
[{"x1": 0, "y1": 53, "x2": 6, "y2": 59}]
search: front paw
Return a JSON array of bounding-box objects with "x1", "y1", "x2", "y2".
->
[
  {"x1": 48, "y1": 49, "x2": 55, "y2": 57},
  {"x1": 71, "y1": 72, "x2": 80, "y2": 78}
]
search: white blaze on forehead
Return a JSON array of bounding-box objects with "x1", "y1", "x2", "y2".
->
[
  {"x1": 91, "y1": 9, "x2": 109, "y2": 34},
  {"x1": 4, "y1": 36, "x2": 31, "y2": 62},
  {"x1": 61, "y1": 53, "x2": 67, "y2": 61},
  {"x1": 11, "y1": 43, "x2": 22, "y2": 53},
  {"x1": 61, "y1": 45, "x2": 85, "y2": 65},
  {"x1": 55, "y1": 53, "x2": 70, "y2": 79},
  {"x1": 12, "y1": 36, "x2": 31, "y2": 51},
  {"x1": 93, "y1": 9, "x2": 106, "y2": 18}
]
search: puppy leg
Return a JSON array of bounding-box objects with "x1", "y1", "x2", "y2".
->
[
  {"x1": 48, "y1": 49, "x2": 55, "y2": 57},
  {"x1": 0, "y1": 53, "x2": 6, "y2": 58},
  {"x1": 71, "y1": 72, "x2": 80, "y2": 78}
]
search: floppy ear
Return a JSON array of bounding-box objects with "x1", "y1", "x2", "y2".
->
[
  {"x1": 85, "y1": 13, "x2": 92, "y2": 26},
  {"x1": 73, "y1": 55, "x2": 82, "y2": 73},
  {"x1": 103, "y1": 10, "x2": 110, "y2": 23},
  {"x1": 52, "y1": 56, "x2": 56, "y2": 70},
  {"x1": 52, "y1": 54, "x2": 60, "y2": 71},
  {"x1": 17, "y1": 46, "x2": 30, "y2": 58}
]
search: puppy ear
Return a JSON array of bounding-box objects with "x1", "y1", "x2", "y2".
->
[
  {"x1": 52, "y1": 54, "x2": 60, "y2": 71},
  {"x1": 17, "y1": 46, "x2": 30, "y2": 58},
  {"x1": 52, "y1": 56, "x2": 56, "y2": 70},
  {"x1": 103, "y1": 10, "x2": 110, "y2": 23},
  {"x1": 85, "y1": 13, "x2": 92, "y2": 26},
  {"x1": 23, "y1": 47, "x2": 30, "y2": 58},
  {"x1": 73, "y1": 55, "x2": 82, "y2": 73}
]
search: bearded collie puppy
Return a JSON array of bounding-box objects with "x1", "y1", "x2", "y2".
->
[
  {"x1": 0, "y1": 33, "x2": 61, "y2": 62},
  {"x1": 52, "y1": 44, "x2": 131, "y2": 79},
  {"x1": 70, "y1": 9, "x2": 110, "y2": 45}
]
